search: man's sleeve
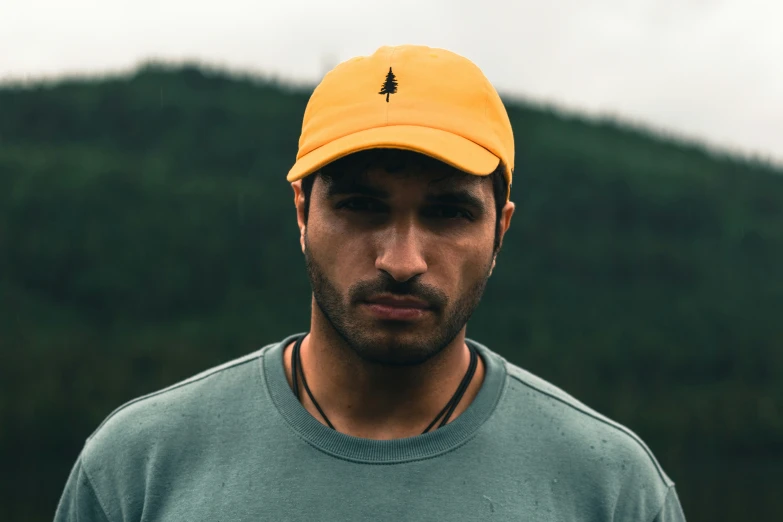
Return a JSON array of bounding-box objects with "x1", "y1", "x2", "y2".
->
[
  {"x1": 652, "y1": 486, "x2": 687, "y2": 522},
  {"x1": 54, "y1": 455, "x2": 111, "y2": 522}
]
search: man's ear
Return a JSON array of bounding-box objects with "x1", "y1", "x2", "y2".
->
[
  {"x1": 497, "y1": 200, "x2": 515, "y2": 251},
  {"x1": 488, "y1": 254, "x2": 498, "y2": 277},
  {"x1": 488, "y1": 200, "x2": 515, "y2": 277},
  {"x1": 292, "y1": 180, "x2": 306, "y2": 253}
]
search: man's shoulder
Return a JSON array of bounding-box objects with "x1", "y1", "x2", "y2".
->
[
  {"x1": 490, "y1": 355, "x2": 678, "y2": 519},
  {"x1": 80, "y1": 344, "x2": 275, "y2": 467},
  {"x1": 501, "y1": 358, "x2": 673, "y2": 482}
]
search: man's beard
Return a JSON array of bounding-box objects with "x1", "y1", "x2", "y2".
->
[{"x1": 304, "y1": 234, "x2": 493, "y2": 366}]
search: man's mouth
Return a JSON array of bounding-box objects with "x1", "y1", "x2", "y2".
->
[{"x1": 362, "y1": 294, "x2": 432, "y2": 320}]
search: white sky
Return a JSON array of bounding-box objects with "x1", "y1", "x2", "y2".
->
[{"x1": 2, "y1": 0, "x2": 782, "y2": 164}]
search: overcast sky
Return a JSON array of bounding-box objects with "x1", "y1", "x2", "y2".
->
[{"x1": 2, "y1": 0, "x2": 782, "y2": 164}]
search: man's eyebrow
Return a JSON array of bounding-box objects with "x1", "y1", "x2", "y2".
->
[
  {"x1": 325, "y1": 179, "x2": 488, "y2": 212},
  {"x1": 325, "y1": 180, "x2": 389, "y2": 199},
  {"x1": 425, "y1": 190, "x2": 487, "y2": 213}
]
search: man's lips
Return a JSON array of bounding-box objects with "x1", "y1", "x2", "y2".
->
[
  {"x1": 364, "y1": 295, "x2": 431, "y2": 309},
  {"x1": 362, "y1": 295, "x2": 432, "y2": 320}
]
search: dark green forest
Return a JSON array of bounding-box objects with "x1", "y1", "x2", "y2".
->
[{"x1": 1, "y1": 64, "x2": 782, "y2": 521}]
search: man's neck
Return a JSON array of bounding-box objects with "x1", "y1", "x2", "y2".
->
[{"x1": 282, "y1": 312, "x2": 485, "y2": 440}]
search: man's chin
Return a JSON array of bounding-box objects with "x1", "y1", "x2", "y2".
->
[{"x1": 342, "y1": 328, "x2": 449, "y2": 367}]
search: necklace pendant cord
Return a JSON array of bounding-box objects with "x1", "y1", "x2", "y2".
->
[
  {"x1": 422, "y1": 344, "x2": 477, "y2": 433},
  {"x1": 293, "y1": 335, "x2": 335, "y2": 430},
  {"x1": 291, "y1": 334, "x2": 478, "y2": 435}
]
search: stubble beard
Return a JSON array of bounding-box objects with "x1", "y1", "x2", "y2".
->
[{"x1": 303, "y1": 233, "x2": 493, "y2": 366}]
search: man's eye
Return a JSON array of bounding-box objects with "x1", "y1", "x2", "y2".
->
[
  {"x1": 426, "y1": 206, "x2": 473, "y2": 220},
  {"x1": 338, "y1": 198, "x2": 383, "y2": 212}
]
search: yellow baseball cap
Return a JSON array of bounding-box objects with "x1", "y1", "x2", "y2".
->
[{"x1": 287, "y1": 45, "x2": 515, "y2": 200}]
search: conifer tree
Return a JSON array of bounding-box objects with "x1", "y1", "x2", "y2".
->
[{"x1": 378, "y1": 67, "x2": 398, "y2": 102}]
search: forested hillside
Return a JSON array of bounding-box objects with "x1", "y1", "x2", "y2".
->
[{"x1": 1, "y1": 64, "x2": 781, "y2": 521}]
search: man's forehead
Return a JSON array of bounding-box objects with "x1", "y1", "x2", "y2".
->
[{"x1": 322, "y1": 164, "x2": 488, "y2": 196}]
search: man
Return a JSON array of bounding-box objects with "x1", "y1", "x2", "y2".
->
[{"x1": 56, "y1": 45, "x2": 686, "y2": 521}]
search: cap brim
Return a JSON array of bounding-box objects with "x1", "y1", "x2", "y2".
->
[{"x1": 286, "y1": 125, "x2": 500, "y2": 182}]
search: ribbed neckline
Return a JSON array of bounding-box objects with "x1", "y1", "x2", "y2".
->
[{"x1": 262, "y1": 333, "x2": 507, "y2": 464}]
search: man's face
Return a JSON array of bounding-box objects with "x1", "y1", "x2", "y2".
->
[{"x1": 297, "y1": 161, "x2": 511, "y2": 366}]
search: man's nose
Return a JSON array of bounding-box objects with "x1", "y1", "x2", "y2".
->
[{"x1": 374, "y1": 222, "x2": 428, "y2": 282}]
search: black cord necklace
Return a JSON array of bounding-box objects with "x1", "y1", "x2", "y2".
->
[{"x1": 290, "y1": 334, "x2": 478, "y2": 435}]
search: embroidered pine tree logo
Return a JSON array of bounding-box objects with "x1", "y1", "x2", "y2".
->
[{"x1": 378, "y1": 67, "x2": 398, "y2": 102}]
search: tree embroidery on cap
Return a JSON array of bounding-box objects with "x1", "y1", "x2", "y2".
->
[{"x1": 378, "y1": 67, "x2": 398, "y2": 102}]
